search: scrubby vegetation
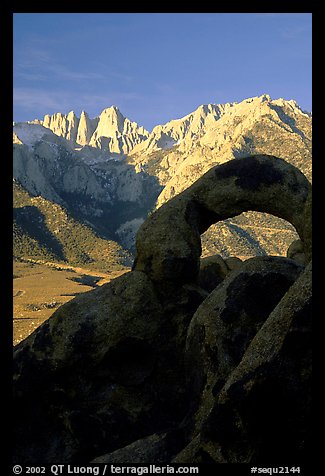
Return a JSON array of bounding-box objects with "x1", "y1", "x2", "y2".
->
[{"x1": 13, "y1": 182, "x2": 132, "y2": 272}]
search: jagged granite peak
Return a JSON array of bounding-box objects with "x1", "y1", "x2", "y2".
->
[
  {"x1": 76, "y1": 110, "x2": 97, "y2": 146},
  {"x1": 130, "y1": 102, "x2": 231, "y2": 154},
  {"x1": 88, "y1": 105, "x2": 149, "y2": 154},
  {"x1": 130, "y1": 94, "x2": 311, "y2": 157},
  {"x1": 88, "y1": 106, "x2": 126, "y2": 150},
  {"x1": 35, "y1": 95, "x2": 311, "y2": 161},
  {"x1": 66, "y1": 110, "x2": 79, "y2": 142},
  {"x1": 41, "y1": 106, "x2": 149, "y2": 155},
  {"x1": 272, "y1": 97, "x2": 312, "y2": 117},
  {"x1": 94, "y1": 106, "x2": 126, "y2": 135},
  {"x1": 130, "y1": 98, "x2": 275, "y2": 155},
  {"x1": 43, "y1": 111, "x2": 80, "y2": 143},
  {"x1": 135, "y1": 94, "x2": 312, "y2": 207}
]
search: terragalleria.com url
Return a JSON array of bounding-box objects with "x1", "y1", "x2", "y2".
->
[{"x1": 48, "y1": 465, "x2": 199, "y2": 475}]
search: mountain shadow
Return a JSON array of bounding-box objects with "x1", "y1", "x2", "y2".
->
[
  {"x1": 13, "y1": 205, "x2": 66, "y2": 261},
  {"x1": 226, "y1": 222, "x2": 267, "y2": 256},
  {"x1": 13, "y1": 141, "x2": 163, "y2": 248},
  {"x1": 268, "y1": 104, "x2": 307, "y2": 140}
]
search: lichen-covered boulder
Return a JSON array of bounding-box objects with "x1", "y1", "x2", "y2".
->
[
  {"x1": 174, "y1": 262, "x2": 312, "y2": 463},
  {"x1": 134, "y1": 155, "x2": 311, "y2": 283},
  {"x1": 13, "y1": 271, "x2": 206, "y2": 464},
  {"x1": 185, "y1": 256, "x2": 303, "y2": 433}
]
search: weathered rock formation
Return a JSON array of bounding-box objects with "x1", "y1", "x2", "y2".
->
[
  {"x1": 42, "y1": 106, "x2": 149, "y2": 154},
  {"x1": 13, "y1": 154, "x2": 312, "y2": 465},
  {"x1": 185, "y1": 256, "x2": 304, "y2": 435},
  {"x1": 134, "y1": 154, "x2": 311, "y2": 283},
  {"x1": 174, "y1": 260, "x2": 312, "y2": 464}
]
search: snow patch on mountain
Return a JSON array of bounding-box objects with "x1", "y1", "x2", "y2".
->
[{"x1": 13, "y1": 123, "x2": 55, "y2": 147}]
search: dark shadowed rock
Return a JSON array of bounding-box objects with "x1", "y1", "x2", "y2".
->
[
  {"x1": 174, "y1": 262, "x2": 312, "y2": 463},
  {"x1": 287, "y1": 239, "x2": 305, "y2": 265},
  {"x1": 91, "y1": 429, "x2": 187, "y2": 464},
  {"x1": 185, "y1": 256, "x2": 303, "y2": 434},
  {"x1": 302, "y1": 190, "x2": 312, "y2": 263},
  {"x1": 197, "y1": 255, "x2": 243, "y2": 293},
  {"x1": 197, "y1": 254, "x2": 229, "y2": 292},
  {"x1": 13, "y1": 271, "x2": 206, "y2": 464},
  {"x1": 224, "y1": 256, "x2": 242, "y2": 271}
]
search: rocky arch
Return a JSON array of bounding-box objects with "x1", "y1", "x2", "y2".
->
[
  {"x1": 13, "y1": 154, "x2": 312, "y2": 464},
  {"x1": 134, "y1": 154, "x2": 311, "y2": 283}
]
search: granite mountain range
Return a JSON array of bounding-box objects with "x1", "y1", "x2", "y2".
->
[{"x1": 13, "y1": 94, "x2": 312, "y2": 268}]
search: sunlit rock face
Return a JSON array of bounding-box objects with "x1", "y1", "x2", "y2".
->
[{"x1": 42, "y1": 105, "x2": 149, "y2": 154}]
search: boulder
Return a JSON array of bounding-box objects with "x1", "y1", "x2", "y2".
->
[
  {"x1": 197, "y1": 255, "x2": 243, "y2": 293},
  {"x1": 224, "y1": 256, "x2": 242, "y2": 271},
  {"x1": 185, "y1": 256, "x2": 303, "y2": 434},
  {"x1": 287, "y1": 239, "x2": 305, "y2": 265},
  {"x1": 197, "y1": 254, "x2": 229, "y2": 292},
  {"x1": 13, "y1": 271, "x2": 206, "y2": 464},
  {"x1": 174, "y1": 262, "x2": 312, "y2": 463}
]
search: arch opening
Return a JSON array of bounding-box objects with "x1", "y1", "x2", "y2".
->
[{"x1": 134, "y1": 155, "x2": 311, "y2": 283}]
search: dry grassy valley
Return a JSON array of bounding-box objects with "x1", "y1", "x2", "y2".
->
[{"x1": 13, "y1": 259, "x2": 129, "y2": 345}]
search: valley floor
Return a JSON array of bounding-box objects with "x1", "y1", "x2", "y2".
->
[{"x1": 13, "y1": 259, "x2": 130, "y2": 345}]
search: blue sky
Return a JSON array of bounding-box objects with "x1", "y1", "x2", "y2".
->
[{"x1": 13, "y1": 13, "x2": 312, "y2": 131}]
